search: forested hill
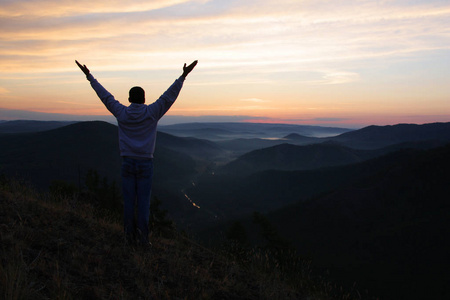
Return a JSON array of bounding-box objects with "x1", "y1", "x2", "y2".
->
[{"x1": 262, "y1": 143, "x2": 450, "y2": 300}]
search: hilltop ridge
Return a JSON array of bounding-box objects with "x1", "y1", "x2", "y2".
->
[{"x1": 0, "y1": 178, "x2": 364, "y2": 300}]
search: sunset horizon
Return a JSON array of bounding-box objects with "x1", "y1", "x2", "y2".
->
[{"x1": 1, "y1": 0, "x2": 449, "y2": 128}]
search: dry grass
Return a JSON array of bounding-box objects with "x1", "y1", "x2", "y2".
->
[{"x1": 0, "y1": 178, "x2": 366, "y2": 300}]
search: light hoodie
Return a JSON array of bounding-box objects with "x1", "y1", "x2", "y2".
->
[{"x1": 87, "y1": 73, "x2": 185, "y2": 158}]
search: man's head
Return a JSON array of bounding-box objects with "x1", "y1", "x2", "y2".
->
[{"x1": 129, "y1": 86, "x2": 145, "y2": 104}]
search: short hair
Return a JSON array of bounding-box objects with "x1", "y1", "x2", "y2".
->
[{"x1": 129, "y1": 86, "x2": 145, "y2": 104}]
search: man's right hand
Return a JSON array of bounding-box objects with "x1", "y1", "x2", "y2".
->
[
  {"x1": 182, "y1": 60, "x2": 198, "y2": 78},
  {"x1": 75, "y1": 60, "x2": 90, "y2": 76}
]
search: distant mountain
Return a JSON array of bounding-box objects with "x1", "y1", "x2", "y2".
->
[
  {"x1": 160, "y1": 126, "x2": 238, "y2": 141},
  {"x1": 159, "y1": 122, "x2": 352, "y2": 140},
  {"x1": 283, "y1": 133, "x2": 320, "y2": 142},
  {"x1": 219, "y1": 138, "x2": 450, "y2": 176},
  {"x1": 196, "y1": 122, "x2": 450, "y2": 156},
  {"x1": 219, "y1": 143, "x2": 378, "y2": 176},
  {"x1": 156, "y1": 131, "x2": 229, "y2": 161},
  {"x1": 215, "y1": 138, "x2": 292, "y2": 157},
  {"x1": 328, "y1": 122, "x2": 450, "y2": 149},
  {"x1": 0, "y1": 120, "x2": 77, "y2": 134},
  {"x1": 216, "y1": 134, "x2": 322, "y2": 157}
]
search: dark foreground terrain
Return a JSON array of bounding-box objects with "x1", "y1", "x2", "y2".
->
[{"x1": 0, "y1": 178, "x2": 371, "y2": 300}]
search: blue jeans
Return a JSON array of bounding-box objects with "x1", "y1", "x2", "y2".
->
[{"x1": 121, "y1": 157, "x2": 153, "y2": 244}]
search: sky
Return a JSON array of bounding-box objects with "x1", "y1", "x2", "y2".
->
[{"x1": 0, "y1": 0, "x2": 449, "y2": 128}]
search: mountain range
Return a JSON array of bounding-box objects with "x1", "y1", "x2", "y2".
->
[
  {"x1": 158, "y1": 122, "x2": 352, "y2": 140},
  {"x1": 1, "y1": 119, "x2": 450, "y2": 299}
]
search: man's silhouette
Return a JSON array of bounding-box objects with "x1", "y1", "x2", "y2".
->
[{"x1": 76, "y1": 59, "x2": 198, "y2": 245}]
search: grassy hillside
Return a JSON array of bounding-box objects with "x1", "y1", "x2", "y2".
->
[{"x1": 0, "y1": 178, "x2": 368, "y2": 300}]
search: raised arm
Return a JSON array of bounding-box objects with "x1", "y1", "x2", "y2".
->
[
  {"x1": 181, "y1": 60, "x2": 198, "y2": 78},
  {"x1": 75, "y1": 60, "x2": 126, "y2": 118}
]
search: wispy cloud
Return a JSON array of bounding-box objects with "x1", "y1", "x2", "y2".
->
[
  {"x1": 304, "y1": 71, "x2": 361, "y2": 85},
  {"x1": 0, "y1": 0, "x2": 449, "y2": 125},
  {"x1": 2, "y1": 0, "x2": 449, "y2": 74},
  {"x1": 0, "y1": 0, "x2": 204, "y2": 17}
]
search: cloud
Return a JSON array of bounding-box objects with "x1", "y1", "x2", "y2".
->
[
  {"x1": 298, "y1": 70, "x2": 360, "y2": 85},
  {"x1": 1, "y1": 0, "x2": 449, "y2": 76},
  {"x1": 321, "y1": 71, "x2": 360, "y2": 85},
  {"x1": 0, "y1": 0, "x2": 203, "y2": 17}
]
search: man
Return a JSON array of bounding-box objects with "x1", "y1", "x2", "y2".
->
[{"x1": 76, "y1": 59, "x2": 198, "y2": 246}]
